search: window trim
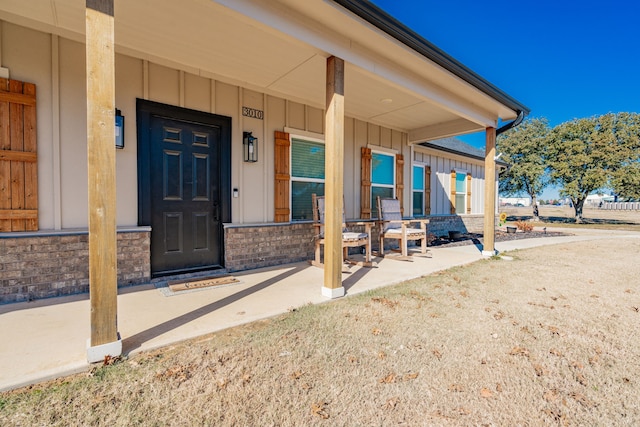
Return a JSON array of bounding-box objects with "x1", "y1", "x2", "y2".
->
[
  {"x1": 289, "y1": 134, "x2": 326, "y2": 221},
  {"x1": 412, "y1": 164, "x2": 425, "y2": 217},
  {"x1": 453, "y1": 168, "x2": 468, "y2": 215},
  {"x1": 370, "y1": 150, "x2": 396, "y2": 217}
]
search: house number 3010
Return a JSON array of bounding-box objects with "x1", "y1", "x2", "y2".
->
[{"x1": 242, "y1": 107, "x2": 264, "y2": 120}]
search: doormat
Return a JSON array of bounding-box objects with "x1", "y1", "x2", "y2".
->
[{"x1": 168, "y1": 276, "x2": 240, "y2": 293}]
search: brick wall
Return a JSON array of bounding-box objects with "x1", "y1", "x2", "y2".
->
[
  {"x1": 426, "y1": 215, "x2": 486, "y2": 238},
  {"x1": 224, "y1": 222, "x2": 316, "y2": 271},
  {"x1": 0, "y1": 228, "x2": 150, "y2": 304},
  {"x1": 1, "y1": 217, "x2": 489, "y2": 303},
  {"x1": 223, "y1": 216, "x2": 489, "y2": 272}
]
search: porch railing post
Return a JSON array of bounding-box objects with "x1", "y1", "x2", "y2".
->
[
  {"x1": 85, "y1": 0, "x2": 121, "y2": 362},
  {"x1": 322, "y1": 56, "x2": 345, "y2": 298},
  {"x1": 482, "y1": 126, "x2": 497, "y2": 256}
]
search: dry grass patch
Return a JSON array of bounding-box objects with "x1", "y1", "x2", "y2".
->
[{"x1": 1, "y1": 238, "x2": 640, "y2": 425}]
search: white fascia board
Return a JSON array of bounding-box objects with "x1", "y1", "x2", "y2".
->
[{"x1": 213, "y1": 0, "x2": 499, "y2": 127}]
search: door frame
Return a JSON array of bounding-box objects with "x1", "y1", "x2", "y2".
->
[{"x1": 136, "y1": 99, "x2": 232, "y2": 272}]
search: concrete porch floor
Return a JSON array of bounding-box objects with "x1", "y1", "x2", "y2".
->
[{"x1": 1, "y1": 228, "x2": 637, "y2": 392}]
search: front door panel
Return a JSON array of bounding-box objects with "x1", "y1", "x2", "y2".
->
[{"x1": 150, "y1": 116, "x2": 222, "y2": 275}]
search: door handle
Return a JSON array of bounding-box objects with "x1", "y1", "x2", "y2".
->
[{"x1": 212, "y1": 201, "x2": 220, "y2": 222}]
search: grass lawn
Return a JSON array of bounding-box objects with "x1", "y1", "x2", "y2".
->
[{"x1": 1, "y1": 236, "x2": 639, "y2": 425}]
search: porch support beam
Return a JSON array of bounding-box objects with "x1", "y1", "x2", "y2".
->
[
  {"x1": 482, "y1": 126, "x2": 497, "y2": 256},
  {"x1": 85, "y1": 0, "x2": 121, "y2": 361},
  {"x1": 322, "y1": 56, "x2": 345, "y2": 299}
]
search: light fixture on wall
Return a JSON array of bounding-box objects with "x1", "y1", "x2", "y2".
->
[
  {"x1": 243, "y1": 131, "x2": 258, "y2": 162},
  {"x1": 115, "y1": 109, "x2": 124, "y2": 149}
]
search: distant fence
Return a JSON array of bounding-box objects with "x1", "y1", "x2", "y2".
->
[{"x1": 601, "y1": 202, "x2": 640, "y2": 210}]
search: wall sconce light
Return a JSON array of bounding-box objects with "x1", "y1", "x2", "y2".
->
[
  {"x1": 243, "y1": 131, "x2": 258, "y2": 162},
  {"x1": 115, "y1": 109, "x2": 124, "y2": 149}
]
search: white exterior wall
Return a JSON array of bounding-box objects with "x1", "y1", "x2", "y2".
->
[
  {"x1": 1, "y1": 22, "x2": 417, "y2": 229},
  {"x1": 413, "y1": 147, "x2": 486, "y2": 215}
]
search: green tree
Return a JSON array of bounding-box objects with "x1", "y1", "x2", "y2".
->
[
  {"x1": 609, "y1": 113, "x2": 640, "y2": 199},
  {"x1": 612, "y1": 164, "x2": 640, "y2": 199},
  {"x1": 546, "y1": 113, "x2": 640, "y2": 220},
  {"x1": 497, "y1": 117, "x2": 551, "y2": 219}
]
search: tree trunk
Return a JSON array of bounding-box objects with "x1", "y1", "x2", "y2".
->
[
  {"x1": 531, "y1": 194, "x2": 539, "y2": 221},
  {"x1": 573, "y1": 197, "x2": 585, "y2": 222}
]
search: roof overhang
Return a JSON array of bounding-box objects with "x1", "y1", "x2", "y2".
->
[{"x1": 0, "y1": 0, "x2": 528, "y2": 140}]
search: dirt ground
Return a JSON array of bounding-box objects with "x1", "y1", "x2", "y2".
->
[{"x1": 2, "y1": 236, "x2": 639, "y2": 426}]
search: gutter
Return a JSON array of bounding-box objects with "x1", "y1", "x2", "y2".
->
[
  {"x1": 496, "y1": 110, "x2": 526, "y2": 136},
  {"x1": 330, "y1": 0, "x2": 531, "y2": 117}
]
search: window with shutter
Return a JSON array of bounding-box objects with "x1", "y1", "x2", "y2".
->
[
  {"x1": 454, "y1": 171, "x2": 467, "y2": 215},
  {"x1": 274, "y1": 131, "x2": 290, "y2": 222},
  {"x1": 0, "y1": 78, "x2": 38, "y2": 232},
  {"x1": 290, "y1": 138, "x2": 325, "y2": 220},
  {"x1": 424, "y1": 166, "x2": 431, "y2": 215},
  {"x1": 412, "y1": 165, "x2": 424, "y2": 217},
  {"x1": 466, "y1": 173, "x2": 472, "y2": 214},
  {"x1": 360, "y1": 147, "x2": 371, "y2": 218},
  {"x1": 371, "y1": 151, "x2": 395, "y2": 218}
]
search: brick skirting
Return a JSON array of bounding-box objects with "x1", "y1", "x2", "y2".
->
[
  {"x1": 224, "y1": 222, "x2": 316, "y2": 271},
  {"x1": 223, "y1": 216, "x2": 490, "y2": 272},
  {"x1": 0, "y1": 228, "x2": 151, "y2": 304},
  {"x1": 1, "y1": 217, "x2": 491, "y2": 303},
  {"x1": 426, "y1": 215, "x2": 486, "y2": 238}
]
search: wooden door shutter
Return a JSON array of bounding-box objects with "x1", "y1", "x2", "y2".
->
[
  {"x1": 466, "y1": 173, "x2": 472, "y2": 214},
  {"x1": 395, "y1": 153, "x2": 404, "y2": 216},
  {"x1": 0, "y1": 78, "x2": 38, "y2": 232},
  {"x1": 449, "y1": 169, "x2": 456, "y2": 214},
  {"x1": 360, "y1": 147, "x2": 372, "y2": 218},
  {"x1": 424, "y1": 166, "x2": 431, "y2": 215},
  {"x1": 274, "y1": 131, "x2": 290, "y2": 222}
]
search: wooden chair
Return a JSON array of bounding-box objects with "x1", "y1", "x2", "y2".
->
[
  {"x1": 311, "y1": 194, "x2": 374, "y2": 268},
  {"x1": 376, "y1": 196, "x2": 430, "y2": 259}
]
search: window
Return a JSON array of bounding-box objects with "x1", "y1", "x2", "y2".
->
[
  {"x1": 291, "y1": 138, "x2": 325, "y2": 220},
  {"x1": 371, "y1": 151, "x2": 395, "y2": 217},
  {"x1": 412, "y1": 165, "x2": 424, "y2": 217},
  {"x1": 455, "y1": 172, "x2": 467, "y2": 214}
]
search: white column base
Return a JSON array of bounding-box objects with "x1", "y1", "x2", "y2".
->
[
  {"x1": 322, "y1": 286, "x2": 345, "y2": 299},
  {"x1": 87, "y1": 333, "x2": 122, "y2": 363},
  {"x1": 482, "y1": 250, "x2": 497, "y2": 257}
]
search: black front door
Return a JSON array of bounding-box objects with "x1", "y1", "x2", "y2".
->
[{"x1": 137, "y1": 100, "x2": 231, "y2": 277}]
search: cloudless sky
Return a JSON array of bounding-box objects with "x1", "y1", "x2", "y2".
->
[{"x1": 371, "y1": 0, "x2": 640, "y2": 199}]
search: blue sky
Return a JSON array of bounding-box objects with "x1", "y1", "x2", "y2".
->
[{"x1": 371, "y1": 0, "x2": 640, "y2": 199}]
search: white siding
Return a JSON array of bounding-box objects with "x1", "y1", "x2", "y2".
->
[{"x1": 413, "y1": 148, "x2": 487, "y2": 215}]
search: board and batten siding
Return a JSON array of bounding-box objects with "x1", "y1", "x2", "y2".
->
[
  {"x1": 0, "y1": 21, "x2": 415, "y2": 229},
  {"x1": 413, "y1": 148, "x2": 486, "y2": 215}
]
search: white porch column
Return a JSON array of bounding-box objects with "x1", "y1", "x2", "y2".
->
[
  {"x1": 86, "y1": 0, "x2": 121, "y2": 362},
  {"x1": 322, "y1": 56, "x2": 345, "y2": 298},
  {"x1": 482, "y1": 126, "x2": 497, "y2": 256}
]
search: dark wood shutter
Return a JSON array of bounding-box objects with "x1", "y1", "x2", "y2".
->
[
  {"x1": 450, "y1": 169, "x2": 456, "y2": 214},
  {"x1": 274, "y1": 131, "x2": 290, "y2": 222},
  {"x1": 0, "y1": 78, "x2": 38, "y2": 232},
  {"x1": 424, "y1": 166, "x2": 431, "y2": 215},
  {"x1": 466, "y1": 173, "x2": 472, "y2": 214},
  {"x1": 395, "y1": 153, "x2": 404, "y2": 216},
  {"x1": 360, "y1": 147, "x2": 372, "y2": 218}
]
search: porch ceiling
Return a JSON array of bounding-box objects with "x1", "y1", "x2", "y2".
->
[{"x1": 0, "y1": 0, "x2": 522, "y2": 139}]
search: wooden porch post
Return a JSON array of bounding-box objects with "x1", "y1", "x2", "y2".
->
[
  {"x1": 85, "y1": 0, "x2": 121, "y2": 362},
  {"x1": 482, "y1": 127, "x2": 497, "y2": 256},
  {"x1": 322, "y1": 56, "x2": 345, "y2": 298}
]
